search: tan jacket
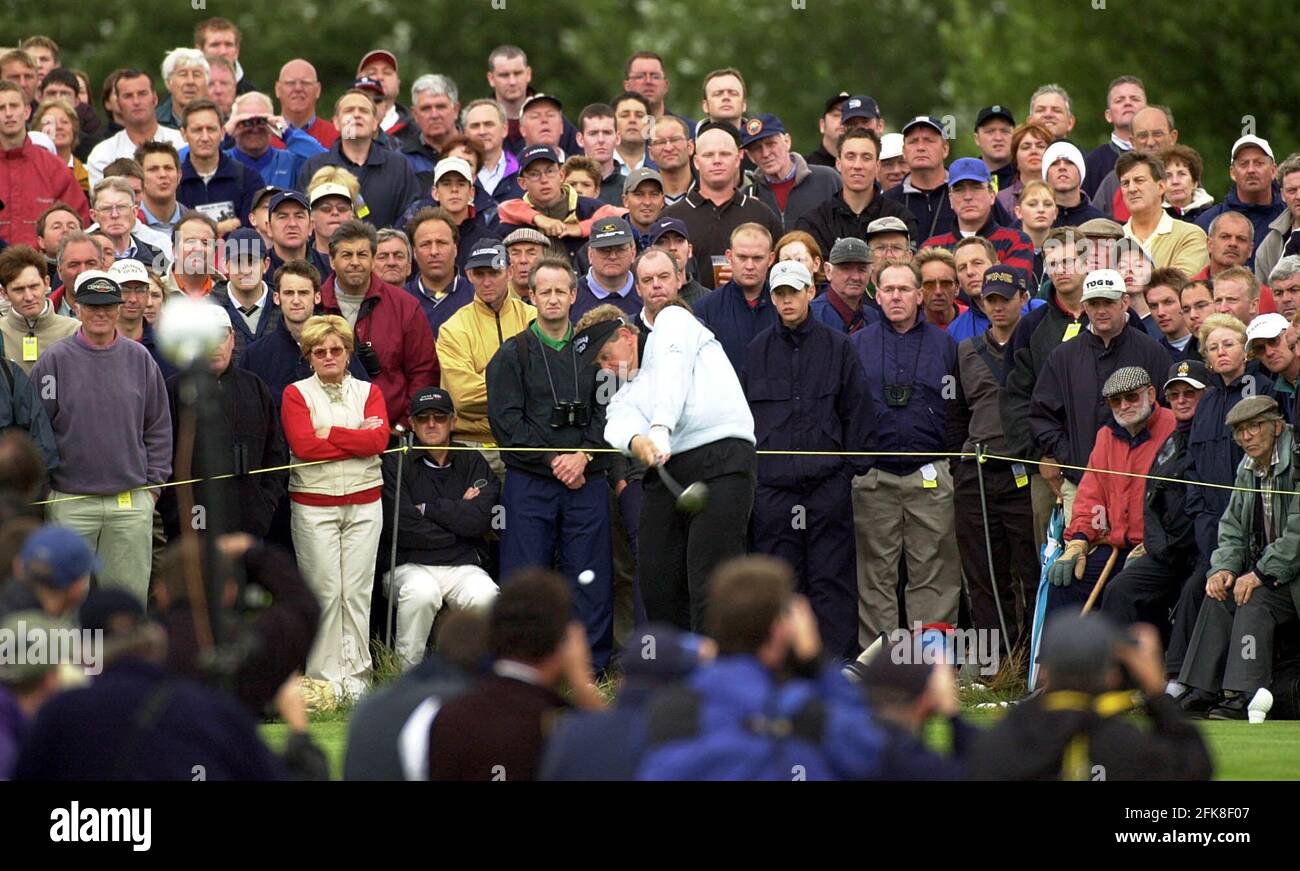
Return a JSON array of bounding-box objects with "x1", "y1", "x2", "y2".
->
[{"x1": 1, "y1": 301, "x2": 80, "y2": 374}]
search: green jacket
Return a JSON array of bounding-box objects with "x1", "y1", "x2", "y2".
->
[{"x1": 1210, "y1": 425, "x2": 1300, "y2": 612}]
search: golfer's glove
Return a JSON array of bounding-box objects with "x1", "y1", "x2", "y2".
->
[
  {"x1": 1048, "y1": 539, "x2": 1089, "y2": 587},
  {"x1": 648, "y1": 425, "x2": 672, "y2": 463}
]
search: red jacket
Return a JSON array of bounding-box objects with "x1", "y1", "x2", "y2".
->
[
  {"x1": 0, "y1": 143, "x2": 91, "y2": 247},
  {"x1": 319, "y1": 272, "x2": 439, "y2": 428},
  {"x1": 1067, "y1": 404, "x2": 1176, "y2": 547}
]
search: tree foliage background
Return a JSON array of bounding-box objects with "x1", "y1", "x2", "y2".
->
[{"x1": 11, "y1": 0, "x2": 1299, "y2": 194}]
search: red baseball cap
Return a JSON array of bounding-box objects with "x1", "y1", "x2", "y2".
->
[{"x1": 357, "y1": 50, "x2": 398, "y2": 75}]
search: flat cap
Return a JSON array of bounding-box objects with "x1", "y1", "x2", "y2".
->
[
  {"x1": 1226, "y1": 395, "x2": 1283, "y2": 428},
  {"x1": 1101, "y1": 366, "x2": 1152, "y2": 398}
]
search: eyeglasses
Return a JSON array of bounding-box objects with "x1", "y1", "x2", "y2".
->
[
  {"x1": 628, "y1": 73, "x2": 665, "y2": 82},
  {"x1": 921, "y1": 279, "x2": 957, "y2": 291},
  {"x1": 1106, "y1": 390, "x2": 1146, "y2": 408},
  {"x1": 95, "y1": 204, "x2": 132, "y2": 215},
  {"x1": 522, "y1": 166, "x2": 559, "y2": 180},
  {"x1": 870, "y1": 244, "x2": 909, "y2": 256},
  {"x1": 1233, "y1": 420, "x2": 1274, "y2": 439},
  {"x1": 311, "y1": 346, "x2": 346, "y2": 359},
  {"x1": 651, "y1": 136, "x2": 687, "y2": 148}
]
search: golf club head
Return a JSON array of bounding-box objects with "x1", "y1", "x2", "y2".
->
[{"x1": 676, "y1": 481, "x2": 709, "y2": 514}]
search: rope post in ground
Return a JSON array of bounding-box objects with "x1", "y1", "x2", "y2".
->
[{"x1": 975, "y1": 443, "x2": 1013, "y2": 656}]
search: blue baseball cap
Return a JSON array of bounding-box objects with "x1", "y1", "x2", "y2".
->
[
  {"x1": 19, "y1": 525, "x2": 101, "y2": 589},
  {"x1": 225, "y1": 227, "x2": 266, "y2": 263},
  {"x1": 648, "y1": 217, "x2": 690, "y2": 245},
  {"x1": 948, "y1": 157, "x2": 993, "y2": 186},
  {"x1": 841, "y1": 95, "x2": 881, "y2": 122},
  {"x1": 518, "y1": 144, "x2": 561, "y2": 171},
  {"x1": 740, "y1": 113, "x2": 786, "y2": 149},
  {"x1": 980, "y1": 264, "x2": 1029, "y2": 298},
  {"x1": 268, "y1": 190, "x2": 310, "y2": 213}
]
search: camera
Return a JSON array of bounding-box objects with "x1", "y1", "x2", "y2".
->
[
  {"x1": 355, "y1": 341, "x2": 382, "y2": 377},
  {"x1": 884, "y1": 384, "x2": 914, "y2": 408},
  {"x1": 549, "y1": 400, "x2": 591, "y2": 429}
]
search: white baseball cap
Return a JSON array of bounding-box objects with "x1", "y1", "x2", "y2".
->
[
  {"x1": 1080, "y1": 269, "x2": 1126, "y2": 302},
  {"x1": 1230, "y1": 134, "x2": 1274, "y2": 163},
  {"x1": 434, "y1": 156, "x2": 474, "y2": 185},
  {"x1": 309, "y1": 183, "x2": 353, "y2": 207},
  {"x1": 769, "y1": 260, "x2": 814, "y2": 292},
  {"x1": 1246, "y1": 312, "x2": 1290, "y2": 343},
  {"x1": 879, "y1": 132, "x2": 904, "y2": 162},
  {"x1": 208, "y1": 303, "x2": 233, "y2": 332},
  {"x1": 107, "y1": 258, "x2": 150, "y2": 286}
]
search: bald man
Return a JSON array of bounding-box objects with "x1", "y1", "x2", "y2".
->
[{"x1": 275, "y1": 59, "x2": 339, "y2": 148}]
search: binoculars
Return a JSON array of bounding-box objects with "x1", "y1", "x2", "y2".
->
[
  {"x1": 550, "y1": 400, "x2": 591, "y2": 429},
  {"x1": 884, "y1": 384, "x2": 914, "y2": 408}
]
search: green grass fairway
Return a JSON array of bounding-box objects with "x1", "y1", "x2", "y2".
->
[{"x1": 262, "y1": 713, "x2": 1300, "y2": 781}]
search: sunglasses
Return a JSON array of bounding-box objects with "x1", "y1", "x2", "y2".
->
[
  {"x1": 1106, "y1": 390, "x2": 1146, "y2": 408},
  {"x1": 311, "y1": 346, "x2": 346, "y2": 359}
]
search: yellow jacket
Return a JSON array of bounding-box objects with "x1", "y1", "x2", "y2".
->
[{"x1": 438, "y1": 294, "x2": 536, "y2": 438}]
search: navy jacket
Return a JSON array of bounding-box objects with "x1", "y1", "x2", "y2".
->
[
  {"x1": 238, "y1": 324, "x2": 371, "y2": 411},
  {"x1": 570, "y1": 274, "x2": 642, "y2": 324},
  {"x1": 177, "y1": 153, "x2": 265, "y2": 226},
  {"x1": 539, "y1": 683, "x2": 658, "y2": 782},
  {"x1": 13, "y1": 659, "x2": 287, "y2": 781},
  {"x1": 211, "y1": 282, "x2": 282, "y2": 362},
  {"x1": 404, "y1": 273, "x2": 475, "y2": 338},
  {"x1": 851, "y1": 315, "x2": 958, "y2": 476},
  {"x1": 692, "y1": 281, "x2": 778, "y2": 375},
  {"x1": 1194, "y1": 185, "x2": 1286, "y2": 267},
  {"x1": 297, "y1": 140, "x2": 423, "y2": 230},
  {"x1": 741, "y1": 316, "x2": 873, "y2": 487},
  {"x1": 1185, "y1": 368, "x2": 1276, "y2": 561},
  {"x1": 0, "y1": 357, "x2": 58, "y2": 471}
]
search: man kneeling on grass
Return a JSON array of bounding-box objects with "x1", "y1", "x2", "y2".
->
[{"x1": 1175, "y1": 396, "x2": 1300, "y2": 719}]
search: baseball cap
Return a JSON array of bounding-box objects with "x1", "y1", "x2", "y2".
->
[
  {"x1": 623, "y1": 167, "x2": 663, "y2": 195},
  {"x1": 1080, "y1": 269, "x2": 1126, "y2": 302},
  {"x1": 980, "y1": 264, "x2": 1029, "y2": 298},
  {"x1": 1043, "y1": 140, "x2": 1087, "y2": 184},
  {"x1": 1163, "y1": 359, "x2": 1210, "y2": 392},
  {"x1": 208, "y1": 303, "x2": 233, "y2": 333},
  {"x1": 18, "y1": 525, "x2": 101, "y2": 589},
  {"x1": 861, "y1": 655, "x2": 934, "y2": 706},
  {"x1": 79, "y1": 588, "x2": 146, "y2": 638},
  {"x1": 1039, "y1": 612, "x2": 1121, "y2": 681},
  {"x1": 225, "y1": 227, "x2": 266, "y2": 263},
  {"x1": 975, "y1": 105, "x2": 1015, "y2": 129},
  {"x1": 107, "y1": 258, "x2": 150, "y2": 286},
  {"x1": 622, "y1": 623, "x2": 710, "y2": 681},
  {"x1": 410, "y1": 387, "x2": 454, "y2": 417},
  {"x1": 1231, "y1": 134, "x2": 1274, "y2": 162},
  {"x1": 769, "y1": 260, "x2": 813, "y2": 292},
  {"x1": 503, "y1": 227, "x2": 549, "y2": 248},
  {"x1": 841, "y1": 95, "x2": 882, "y2": 123},
  {"x1": 1102, "y1": 365, "x2": 1152, "y2": 398},
  {"x1": 948, "y1": 157, "x2": 992, "y2": 186},
  {"x1": 823, "y1": 92, "x2": 851, "y2": 115},
  {"x1": 73, "y1": 270, "x2": 122, "y2": 306},
  {"x1": 901, "y1": 115, "x2": 945, "y2": 136},
  {"x1": 740, "y1": 113, "x2": 786, "y2": 149},
  {"x1": 520, "y1": 93, "x2": 563, "y2": 115},
  {"x1": 464, "y1": 239, "x2": 509, "y2": 271},
  {"x1": 518, "y1": 144, "x2": 561, "y2": 171},
  {"x1": 863, "y1": 216, "x2": 912, "y2": 241},
  {"x1": 1226, "y1": 395, "x2": 1283, "y2": 428},
  {"x1": 1247, "y1": 312, "x2": 1291, "y2": 344},
  {"x1": 829, "y1": 237, "x2": 871, "y2": 265},
  {"x1": 351, "y1": 76, "x2": 386, "y2": 99},
  {"x1": 310, "y1": 182, "x2": 353, "y2": 207},
  {"x1": 433, "y1": 156, "x2": 474, "y2": 185},
  {"x1": 589, "y1": 217, "x2": 635, "y2": 249},
  {"x1": 269, "y1": 190, "x2": 310, "y2": 214},
  {"x1": 0, "y1": 611, "x2": 66, "y2": 685},
  {"x1": 252, "y1": 185, "x2": 283, "y2": 211},
  {"x1": 648, "y1": 217, "x2": 689, "y2": 246},
  {"x1": 357, "y1": 49, "x2": 398, "y2": 74},
  {"x1": 879, "y1": 132, "x2": 904, "y2": 161}
]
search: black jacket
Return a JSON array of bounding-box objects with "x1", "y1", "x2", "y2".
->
[
  {"x1": 660, "y1": 189, "x2": 783, "y2": 289},
  {"x1": 485, "y1": 327, "x2": 611, "y2": 480},
  {"x1": 741, "y1": 316, "x2": 872, "y2": 488},
  {"x1": 161, "y1": 365, "x2": 288, "y2": 539},
  {"x1": 1028, "y1": 321, "x2": 1172, "y2": 484},
  {"x1": 1143, "y1": 425, "x2": 1196, "y2": 565},
  {"x1": 380, "y1": 443, "x2": 499, "y2": 567},
  {"x1": 795, "y1": 186, "x2": 919, "y2": 261}
]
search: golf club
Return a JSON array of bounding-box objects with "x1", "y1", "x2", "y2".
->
[{"x1": 657, "y1": 463, "x2": 709, "y2": 513}]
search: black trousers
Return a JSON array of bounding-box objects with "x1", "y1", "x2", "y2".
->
[
  {"x1": 1166, "y1": 564, "x2": 1208, "y2": 676},
  {"x1": 639, "y1": 439, "x2": 755, "y2": 632},
  {"x1": 953, "y1": 460, "x2": 1039, "y2": 652},
  {"x1": 752, "y1": 472, "x2": 857, "y2": 661},
  {"x1": 1099, "y1": 552, "x2": 1198, "y2": 641}
]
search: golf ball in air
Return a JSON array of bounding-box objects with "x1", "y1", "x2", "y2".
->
[{"x1": 579, "y1": 570, "x2": 595, "y2": 585}]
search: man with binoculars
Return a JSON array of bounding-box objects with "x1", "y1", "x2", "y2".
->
[{"x1": 487, "y1": 255, "x2": 614, "y2": 671}]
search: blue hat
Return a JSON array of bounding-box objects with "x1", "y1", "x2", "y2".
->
[
  {"x1": 841, "y1": 95, "x2": 881, "y2": 122},
  {"x1": 268, "y1": 190, "x2": 309, "y2": 213},
  {"x1": 225, "y1": 227, "x2": 266, "y2": 263},
  {"x1": 647, "y1": 217, "x2": 689, "y2": 245},
  {"x1": 517, "y1": 144, "x2": 561, "y2": 171},
  {"x1": 948, "y1": 157, "x2": 993, "y2": 186},
  {"x1": 980, "y1": 264, "x2": 1029, "y2": 298},
  {"x1": 464, "y1": 238, "x2": 508, "y2": 271},
  {"x1": 19, "y1": 525, "x2": 101, "y2": 589},
  {"x1": 740, "y1": 113, "x2": 786, "y2": 149},
  {"x1": 901, "y1": 115, "x2": 945, "y2": 136}
]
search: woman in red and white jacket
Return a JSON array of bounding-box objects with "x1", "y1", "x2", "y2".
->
[{"x1": 281, "y1": 314, "x2": 390, "y2": 699}]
